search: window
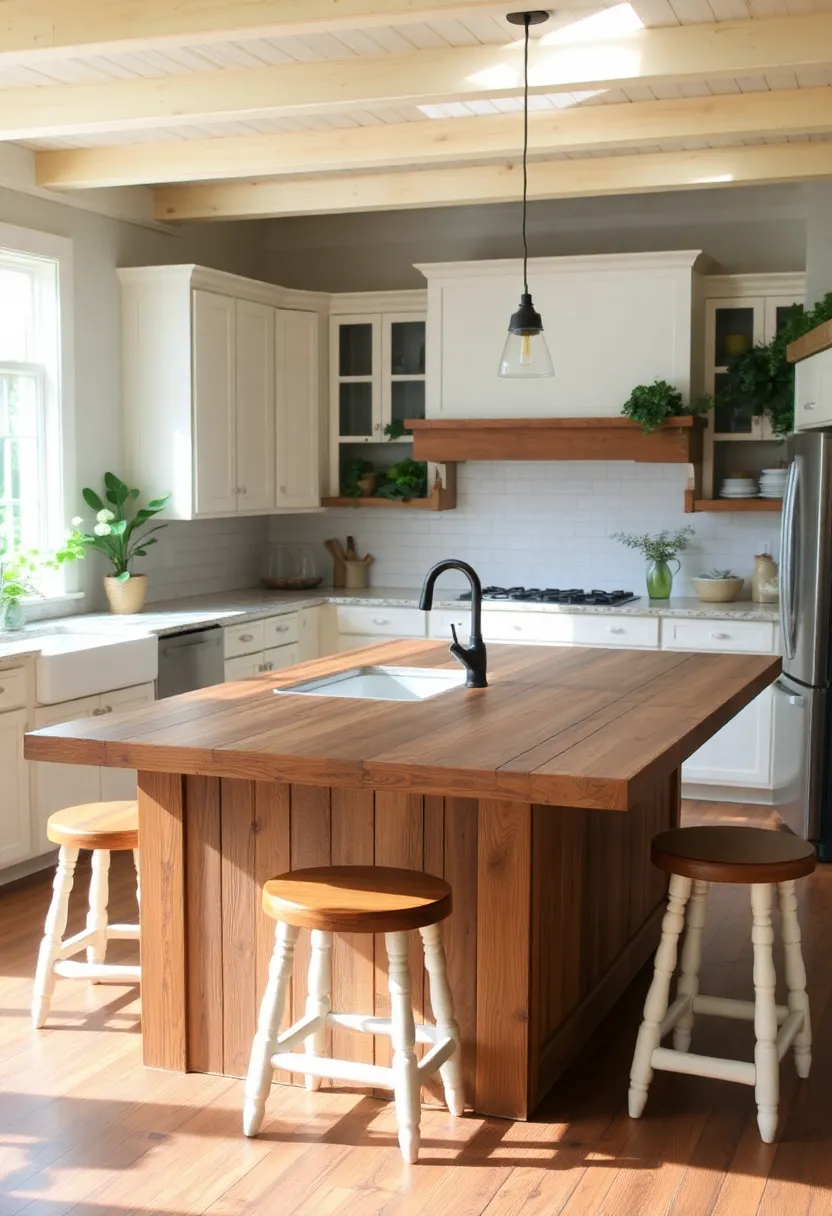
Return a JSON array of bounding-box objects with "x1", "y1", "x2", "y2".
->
[{"x1": 0, "y1": 226, "x2": 72, "y2": 583}]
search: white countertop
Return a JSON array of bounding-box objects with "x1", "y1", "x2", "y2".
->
[{"x1": 0, "y1": 586, "x2": 780, "y2": 664}]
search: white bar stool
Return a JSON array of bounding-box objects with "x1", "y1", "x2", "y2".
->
[
  {"x1": 628, "y1": 825, "x2": 815, "y2": 1143},
  {"x1": 243, "y1": 865, "x2": 464, "y2": 1164},
  {"x1": 32, "y1": 801, "x2": 141, "y2": 1028}
]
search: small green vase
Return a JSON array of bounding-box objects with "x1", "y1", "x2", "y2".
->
[
  {"x1": 0, "y1": 598, "x2": 25, "y2": 631},
  {"x1": 646, "y1": 558, "x2": 680, "y2": 600}
]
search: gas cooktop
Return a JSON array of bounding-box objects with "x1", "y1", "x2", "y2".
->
[{"x1": 458, "y1": 586, "x2": 640, "y2": 606}]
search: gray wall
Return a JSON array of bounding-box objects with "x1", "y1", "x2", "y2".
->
[{"x1": 265, "y1": 183, "x2": 808, "y2": 293}]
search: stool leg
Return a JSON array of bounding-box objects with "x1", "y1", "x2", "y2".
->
[
  {"x1": 303, "y1": 929, "x2": 332, "y2": 1091},
  {"x1": 386, "y1": 930, "x2": 421, "y2": 1164},
  {"x1": 751, "y1": 883, "x2": 779, "y2": 1143},
  {"x1": 777, "y1": 879, "x2": 812, "y2": 1079},
  {"x1": 419, "y1": 922, "x2": 465, "y2": 1116},
  {"x1": 32, "y1": 846, "x2": 79, "y2": 1028},
  {"x1": 243, "y1": 920, "x2": 299, "y2": 1137},
  {"x1": 629, "y1": 872, "x2": 691, "y2": 1119},
  {"x1": 673, "y1": 878, "x2": 709, "y2": 1053},
  {"x1": 86, "y1": 849, "x2": 111, "y2": 966},
  {"x1": 133, "y1": 849, "x2": 141, "y2": 914}
]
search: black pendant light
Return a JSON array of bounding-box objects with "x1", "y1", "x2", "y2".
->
[{"x1": 499, "y1": 10, "x2": 554, "y2": 378}]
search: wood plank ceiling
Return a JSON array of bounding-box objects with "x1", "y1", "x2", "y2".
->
[{"x1": 4, "y1": 0, "x2": 832, "y2": 218}]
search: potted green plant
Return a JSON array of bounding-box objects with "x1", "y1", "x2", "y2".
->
[
  {"x1": 622, "y1": 380, "x2": 713, "y2": 434},
  {"x1": 611, "y1": 526, "x2": 695, "y2": 599},
  {"x1": 0, "y1": 527, "x2": 86, "y2": 631},
  {"x1": 375, "y1": 459, "x2": 428, "y2": 501},
  {"x1": 342, "y1": 458, "x2": 376, "y2": 498},
  {"x1": 79, "y1": 473, "x2": 171, "y2": 614},
  {"x1": 719, "y1": 292, "x2": 832, "y2": 437}
]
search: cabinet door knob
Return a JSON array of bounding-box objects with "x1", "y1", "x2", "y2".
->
[
  {"x1": 608, "y1": 626, "x2": 625, "y2": 634},
  {"x1": 104, "y1": 705, "x2": 113, "y2": 713},
  {"x1": 266, "y1": 661, "x2": 274, "y2": 671},
  {"x1": 92, "y1": 708, "x2": 102, "y2": 716},
  {"x1": 709, "y1": 631, "x2": 730, "y2": 639},
  {"x1": 279, "y1": 485, "x2": 287, "y2": 494},
  {"x1": 239, "y1": 485, "x2": 247, "y2": 495},
  {"x1": 805, "y1": 401, "x2": 816, "y2": 411}
]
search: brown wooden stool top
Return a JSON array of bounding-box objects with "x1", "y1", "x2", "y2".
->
[
  {"x1": 47, "y1": 801, "x2": 139, "y2": 852},
  {"x1": 262, "y1": 865, "x2": 453, "y2": 933},
  {"x1": 652, "y1": 826, "x2": 816, "y2": 885}
]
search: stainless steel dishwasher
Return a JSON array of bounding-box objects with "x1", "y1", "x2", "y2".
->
[{"x1": 157, "y1": 625, "x2": 224, "y2": 699}]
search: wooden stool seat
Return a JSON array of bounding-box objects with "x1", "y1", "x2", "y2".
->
[
  {"x1": 652, "y1": 826, "x2": 816, "y2": 884},
  {"x1": 246, "y1": 864, "x2": 462, "y2": 1163},
  {"x1": 262, "y1": 865, "x2": 453, "y2": 933},
  {"x1": 630, "y1": 825, "x2": 815, "y2": 1144},
  {"x1": 46, "y1": 800, "x2": 139, "y2": 852}
]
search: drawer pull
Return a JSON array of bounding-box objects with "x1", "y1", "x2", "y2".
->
[
  {"x1": 239, "y1": 632, "x2": 255, "y2": 642},
  {"x1": 709, "y1": 631, "x2": 730, "y2": 640},
  {"x1": 608, "y1": 626, "x2": 626, "y2": 634},
  {"x1": 513, "y1": 624, "x2": 523, "y2": 631},
  {"x1": 274, "y1": 624, "x2": 290, "y2": 633},
  {"x1": 92, "y1": 707, "x2": 102, "y2": 716},
  {"x1": 371, "y1": 617, "x2": 390, "y2": 626}
]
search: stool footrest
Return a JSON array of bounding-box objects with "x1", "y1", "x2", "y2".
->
[
  {"x1": 58, "y1": 928, "x2": 96, "y2": 958},
  {"x1": 53, "y1": 960, "x2": 141, "y2": 982},
  {"x1": 777, "y1": 1010, "x2": 805, "y2": 1061},
  {"x1": 651, "y1": 1046, "x2": 756, "y2": 1086},
  {"x1": 660, "y1": 995, "x2": 692, "y2": 1037},
  {"x1": 326, "y1": 1011, "x2": 439, "y2": 1044},
  {"x1": 271, "y1": 1053, "x2": 394, "y2": 1089},
  {"x1": 277, "y1": 1012, "x2": 325, "y2": 1054},
  {"x1": 106, "y1": 924, "x2": 140, "y2": 941},
  {"x1": 417, "y1": 1036, "x2": 457, "y2": 1080},
  {"x1": 693, "y1": 994, "x2": 790, "y2": 1023}
]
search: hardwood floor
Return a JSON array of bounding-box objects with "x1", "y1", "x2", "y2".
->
[{"x1": 1, "y1": 799, "x2": 831, "y2": 1215}]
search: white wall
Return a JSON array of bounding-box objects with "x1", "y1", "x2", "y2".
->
[
  {"x1": 0, "y1": 185, "x2": 270, "y2": 607},
  {"x1": 271, "y1": 462, "x2": 781, "y2": 597},
  {"x1": 265, "y1": 184, "x2": 807, "y2": 293}
]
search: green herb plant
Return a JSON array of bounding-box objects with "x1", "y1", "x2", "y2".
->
[
  {"x1": 80, "y1": 472, "x2": 171, "y2": 581},
  {"x1": 375, "y1": 459, "x2": 428, "y2": 502},
  {"x1": 1, "y1": 528, "x2": 86, "y2": 609},
  {"x1": 720, "y1": 291, "x2": 832, "y2": 438},
  {"x1": 622, "y1": 380, "x2": 713, "y2": 434},
  {"x1": 341, "y1": 458, "x2": 375, "y2": 498},
  {"x1": 611, "y1": 526, "x2": 695, "y2": 563}
]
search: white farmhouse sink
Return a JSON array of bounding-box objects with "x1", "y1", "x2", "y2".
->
[
  {"x1": 275, "y1": 665, "x2": 467, "y2": 702},
  {"x1": 35, "y1": 631, "x2": 158, "y2": 704}
]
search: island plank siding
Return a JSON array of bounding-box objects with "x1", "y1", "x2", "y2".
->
[{"x1": 26, "y1": 642, "x2": 777, "y2": 1119}]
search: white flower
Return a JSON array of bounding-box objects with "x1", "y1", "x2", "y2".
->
[
  {"x1": 96, "y1": 508, "x2": 115, "y2": 523},
  {"x1": 71, "y1": 516, "x2": 83, "y2": 527},
  {"x1": 93, "y1": 522, "x2": 112, "y2": 536}
]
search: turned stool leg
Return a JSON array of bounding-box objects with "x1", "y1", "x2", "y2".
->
[
  {"x1": 86, "y1": 849, "x2": 111, "y2": 966},
  {"x1": 32, "y1": 846, "x2": 79, "y2": 1028},
  {"x1": 304, "y1": 929, "x2": 332, "y2": 1091},
  {"x1": 751, "y1": 883, "x2": 779, "y2": 1143},
  {"x1": 243, "y1": 920, "x2": 299, "y2": 1137},
  {"x1": 629, "y1": 872, "x2": 692, "y2": 1118},
  {"x1": 133, "y1": 848, "x2": 141, "y2": 914},
  {"x1": 673, "y1": 878, "x2": 709, "y2": 1052},
  {"x1": 386, "y1": 930, "x2": 421, "y2": 1164},
  {"x1": 419, "y1": 922, "x2": 465, "y2": 1116},
  {"x1": 777, "y1": 879, "x2": 812, "y2": 1079}
]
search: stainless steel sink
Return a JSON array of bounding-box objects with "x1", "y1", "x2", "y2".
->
[{"x1": 274, "y1": 665, "x2": 467, "y2": 702}]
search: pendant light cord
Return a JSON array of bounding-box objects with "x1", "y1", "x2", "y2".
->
[{"x1": 522, "y1": 12, "x2": 530, "y2": 296}]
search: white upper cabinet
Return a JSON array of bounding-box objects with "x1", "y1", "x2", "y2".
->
[
  {"x1": 276, "y1": 309, "x2": 320, "y2": 509},
  {"x1": 416, "y1": 252, "x2": 704, "y2": 419},
  {"x1": 120, "y1": 266, "x2": 324, "y2": 520}
]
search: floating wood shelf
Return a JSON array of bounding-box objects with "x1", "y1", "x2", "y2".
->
[
  {"x1": 406, "y1": 416, "x2": 705, "y2": 464},
  {"x1": 322, "y1": 466, "x2": 457, "y2": 512},
  {"x1": 684, "y1": 491, "x2": 783, "y2": 514},
  {"x1": 787, "y1": 318, "x2": 832, "y2": 364}
]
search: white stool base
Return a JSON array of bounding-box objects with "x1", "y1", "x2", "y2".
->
[{"x1": 629, "y1": 877, "x2": 812, "y2": 1143}]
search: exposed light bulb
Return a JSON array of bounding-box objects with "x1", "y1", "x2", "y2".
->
[{"x1": 520, "y1": 333, "x2": 533, "y2": 365}]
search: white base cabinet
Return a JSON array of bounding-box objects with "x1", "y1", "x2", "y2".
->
[
  {"x1": 223, "y1": 609, "x2": 319, "y2": 681},
  {"x1": 680, "y1": 686, "x2": 774, "y2": 789},
  {"x1": 0, "y1": 708, "x2": 31, "y2": 867}
]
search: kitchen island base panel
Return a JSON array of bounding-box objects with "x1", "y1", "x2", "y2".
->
[{"x1": 137, "y1": 769, "x2": 678, "y2": 1120}]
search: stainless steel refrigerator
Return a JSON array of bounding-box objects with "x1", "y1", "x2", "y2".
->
[{"x1": 775, "y1": 430, "x2": 832, "y2": 853}]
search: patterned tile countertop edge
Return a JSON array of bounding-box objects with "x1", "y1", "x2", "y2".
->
[{"x1": 0, "y1": 586, "x2": 780, "y2": 662}]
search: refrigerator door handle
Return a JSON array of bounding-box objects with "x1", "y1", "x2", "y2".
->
[
  {"x1": 779, "y1": 458, "x2": 800, "y2": 661},
  {"x1": 775, "y1": 677, "x2": 806, "y2": 707}
]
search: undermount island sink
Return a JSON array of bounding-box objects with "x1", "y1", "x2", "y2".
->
[
  {"x1": 35, "y1": 630, "x2": 158, "y2": 704},
  {"x1": 275, "y1": 665, "x2": 467, "y2": 702}
]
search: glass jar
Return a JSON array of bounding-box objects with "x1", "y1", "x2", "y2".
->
[
  {"x1": 295, "y1": 546, "x2": 320, "y2": 589},
  {"x1": 261, "y1": 542, "x2": 293, "y2": 589}
]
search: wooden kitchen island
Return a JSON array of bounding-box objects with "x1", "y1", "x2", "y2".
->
[{"x1": 25, "y1": 641, "x2": 779, "y2": 1120}]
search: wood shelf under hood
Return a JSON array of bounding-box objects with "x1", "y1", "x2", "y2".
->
[{"x1": 406, "y1": 417, "x2": 705, "y2": 464}]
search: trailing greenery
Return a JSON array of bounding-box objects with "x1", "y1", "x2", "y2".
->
[
  {"x1": 383, "y1": 420, "x2": 410, "y2": 441},
  {"x1": 719, "y1": 292, "x2": 832, "y2": 439},
  {"x1": 611, "y1": 526, "x2": 695, "y2": 564},
  {"x1": 622, "y1": 379, "x2": 713, "y2": 434},
  {"x1": 0, "y1": 529, "x2": 86, "y2": 608},
  {"x1": 79, "y1": 473, "x2": 171, "y2": 581},
  {"x1": 375, "y1": 459, "x2": 428, "y2": 501},
  {"x1": 341, "y1": 458, "x2": 375, "y2": 498}
]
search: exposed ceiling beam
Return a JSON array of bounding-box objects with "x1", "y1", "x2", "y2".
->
[
  {"x1": 0, "y1": 1, "x2": 510, "y2": 61},
  {"x1": 153, "y1": 142, "x2": 832, "y2": 220},
  {"x1": 5, "y1": 13, "x2": 832, "y2": 141},
  {"x1": 35, "y1": 88, "x2": 832, "y2": 189}
]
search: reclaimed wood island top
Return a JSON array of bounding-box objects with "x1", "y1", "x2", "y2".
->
[
  {"x1": 25, "y1": 640, "x2": 779, "y2": 811},
  {"x1": 24, "y1": 640, "x2": 780, "y2": 1121}
]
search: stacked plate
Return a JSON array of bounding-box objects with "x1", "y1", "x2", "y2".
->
[
  {"x1": 759, "y1": 467, "x2": 789, "y2": 499},
  {"x1": 720, "y1": 476, "x2": 758, "y2": 499}
]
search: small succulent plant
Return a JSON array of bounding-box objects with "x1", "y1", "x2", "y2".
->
[{"x1": 697, "y1": 569, "x2": 739, "y2": 580}]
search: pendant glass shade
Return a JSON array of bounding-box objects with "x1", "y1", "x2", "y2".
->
[{"x1": 498, "y1": 291, "x2": 554, "y2": 378}]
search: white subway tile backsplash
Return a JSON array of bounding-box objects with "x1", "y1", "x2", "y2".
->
[{"x1": 270, "y1": 462, "x2": 782, "y2": 595}]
